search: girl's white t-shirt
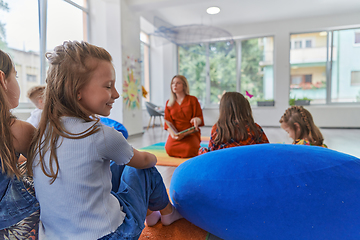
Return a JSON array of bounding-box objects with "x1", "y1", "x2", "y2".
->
[{"x1": 33, "y1": 117, "x2": 133, "y2": 240}]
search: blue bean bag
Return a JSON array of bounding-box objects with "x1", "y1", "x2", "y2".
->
[
  {"x1": 170, "y1": 144, "x2": 360, "y2": 240},
  {"x1": 100, "y1": 117, "x2": 128, "y2": 139}
]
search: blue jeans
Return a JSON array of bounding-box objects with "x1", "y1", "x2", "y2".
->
[{"x1": 99, "y1": 163, "x2": 169, "y2": 240}]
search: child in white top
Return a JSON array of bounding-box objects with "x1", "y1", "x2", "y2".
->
[
  {"x1": 28, "y1": 41, "x2": 182, "y2": 240},
  {"x1": 26, "y1": 85, "x2": 45, "y2": 128}
]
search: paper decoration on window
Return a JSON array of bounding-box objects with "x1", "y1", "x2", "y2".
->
[{"x1": 245, "y1": 91, "x2": 254, "y2": 98}]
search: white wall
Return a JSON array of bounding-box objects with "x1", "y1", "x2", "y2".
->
[
  {"x1": 89, "y1": 0, "x2": 123, "y2": 121},
  {"x1": 145, "y1": 12, "x2": 360, "y2": 128},
  {"x1": 90, "y1": 0, "x2": 144, "y2": 135}
]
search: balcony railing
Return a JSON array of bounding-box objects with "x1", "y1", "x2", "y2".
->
[{"x1": 290, "y1": 47, "x2": 337, "y2": 64}]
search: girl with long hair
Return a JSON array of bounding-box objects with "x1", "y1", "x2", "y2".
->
[
  {"x1": 199, "y1": 92, "x2": 269, "y2": 154},
  {"x1": 28, "y1": 41, "x2": 182, "y2": 239},
  {"x1": 0, "y1": 49, "x2": 39, "y2": 239}
]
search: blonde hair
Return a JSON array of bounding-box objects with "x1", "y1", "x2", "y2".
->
[
  {"x1": 279, "y1": 106, "x2": 324, "y2": 146},
  {"x1": 27, "y1": 85, "x2": 45, "y2": 101},
  {"x1": 0, "y1": 49, "x2": 21, "y2": 177},
  {"x1": 28, "y1": 41, "x2": 113, "y2": 183},
  {"x1": 167, "y1": 75, "x2": 190, "y2": 107},
  {"x1": 214, "y1": 92, "x2": 262, "y2": 145}
]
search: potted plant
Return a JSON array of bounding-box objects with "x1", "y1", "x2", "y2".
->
[
  {"x1": 289, "y1": 97, "x2": 311, "y2": 106},
  {"x1": 257, "y1": 99, "x2": 275, "y2": 106}
]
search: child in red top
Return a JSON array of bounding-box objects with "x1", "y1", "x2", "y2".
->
[{"x1": 199, "y1": 92, "x2": 269, "y2": 155}]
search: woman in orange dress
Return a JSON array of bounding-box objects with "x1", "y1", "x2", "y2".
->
[{"x1": 164, "y1": 75, "x2": 204, "y2": 158}]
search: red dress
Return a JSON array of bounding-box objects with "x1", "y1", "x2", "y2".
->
[
  {"x1": 198, "y1": 123, "x2": 269, "y2": 155},
  {"x1": 164, "y1": 95, "x2": 204, "y2": 158}
]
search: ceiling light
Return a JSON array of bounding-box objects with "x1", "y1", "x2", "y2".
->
[{"x1": 206, "y1": 7, "x2": 220, "y2": 15}]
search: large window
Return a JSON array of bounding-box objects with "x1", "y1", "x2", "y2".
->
[
  {"x1": 178, "y1": 44, "x2": 207, "y2": 106},
  {"x1": 178, "y1": 36, "x2": 274, "y2": 107},
  {"x1": 290, "y1": 29, "x2": 360, "y2": 104},
  {"x1": 240, "y1": 37, "x2": 274, "y2": 105},
  {"x1": 331, "y1": 28, "x2": 360, "y2": 103},
  {"x1": 0, "y1": 0, "x2": 88, "y2": 105},
  {"x1": 0, "y1": 0, "x2": 40, "y2": 103},
  {"x1": 290, "y1": 32, "x2": 327, "y2": 104},
  {"x1": 47, "y1": 0, "x2": 88, "y2": 52}
]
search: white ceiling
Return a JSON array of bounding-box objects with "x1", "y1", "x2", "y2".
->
[{"x1": 127, "y1": 0, "x2": 360, "y2": 27}]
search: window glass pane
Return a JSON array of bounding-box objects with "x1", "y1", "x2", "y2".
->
[
  {"x1": 306, "y1": 40, "x2": 312, "y2": 48},
  {"x1": 290, "y1": 32, "x2": 327, "y2": 104},
  {"x1": 209, "y1": 41, "x2": 236, "y2": 104},
  {"x1": 241, "y1": 36, "x2": 274, "y2": 105},
  {"x1": 47, "y1": 0, "x2": 88, "y2": 52},
  {"x1": 331, "y1": 28, "x2": 360, "y2": 103},
  {"x1": 178, "y1": 44, "x2": 207, "y2": 106},
  {"x1": 354, "y1": 32, "x2": 360, "y2": 44},
  {"x1": 0, "y1": 0, "x2": 40, "y2": 104}
]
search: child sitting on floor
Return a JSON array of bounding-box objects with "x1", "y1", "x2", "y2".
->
[
  {"x1": 198, "y1": 92, "x2": 269, "y2": 155},
  {"x1": 26, "y1": 85, "x2": 45, "y2": 128},
  {"x1": 28, "y1": 41, "x2": 182, "y2": 240},
  {"x1": 279, "y1": 106, "x2": 327, "y2": 147},
  {"x1": 0, "y1": 49, "x2": 39, "y2": 238}
]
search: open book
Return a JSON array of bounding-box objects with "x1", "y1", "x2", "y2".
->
[{"x1": 165, "y1": 119, "x2": 198, "y2": 138}]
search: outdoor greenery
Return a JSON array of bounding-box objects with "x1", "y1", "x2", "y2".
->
[
  {"x1": 178, "y1": 44, "x2": 207, "y2": 104},
  {"x1": 289, "y1": 97, "x2": 312, "y2": 106},
  {"x1": 179, "y1": 38, "x2": 265, "y2": 106},
  {"x1": 0, "y1": 0, "x2": 9, "y2": 49},
  {"x1": 240, "y1": 38, "x2": 264, "y2": 105}
]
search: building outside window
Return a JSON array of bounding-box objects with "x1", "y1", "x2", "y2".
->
[
  {"x1": 290, "y1": 28, "x2": 360, "y2": 104},
  {"x1": 0, "y1": 0, "x2": 88, "y2": 105},
  {"x1": 351, "y1": 71, "x2": 360, "y2": 86},
  {"x1": 290, "y1": 32, "x2": 328, "y2": 104},
  {"x1": 355, "y1": 32, "x2": 360, "y2": 44},
  {"x1": 331, "y1": 28, "x2": 360, "y2": 103}
]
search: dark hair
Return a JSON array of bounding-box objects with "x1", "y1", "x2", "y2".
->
[
  {"x1": 214, "y1": 92, "x2": 262, "y2": 145},
  {"x1": 28, "y1": 41, "x2": 113, "y2": 183},
  {"x1": 279, "y1": 106, "x2": 324, "y2": 146}
]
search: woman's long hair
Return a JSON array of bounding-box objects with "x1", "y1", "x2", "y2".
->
[
  {"x1": 167, "y1": 75, "x2": 190, "y2": 107},
  {"x1": 214, "y1": 92, "x2": 262, "y2": 145},
  {"x1": 279, "y1": 106, "x2": 324, "y2": 146},
  {"x1": 0, "y1": 49, "x2": 20, "y2": 177},
  {"x1": 27, "y1": 41, "x2": 113, "y2": 183}
]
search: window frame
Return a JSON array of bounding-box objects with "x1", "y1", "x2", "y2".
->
[
  {"x1": 16, "y1": 0, "x2": 90, "y2": 109},
  {"x1": 177, "y1": 35, "x2": 275, "y2": 108},
  {"x1": 290, "y1": 27, "x2": 360, "y2": 105}
]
